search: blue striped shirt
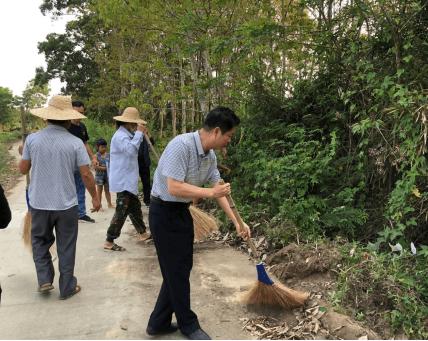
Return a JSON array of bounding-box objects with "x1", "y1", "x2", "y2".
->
[
  {"x1": 22, "y1": 124, "x2": 90, "y2": 210},
  {"x1": 108, "y1": 126, "x2": 143, "y2": 195},
  {"x1": 151, "y1": 131, "x2": 220, "y2": 202}
]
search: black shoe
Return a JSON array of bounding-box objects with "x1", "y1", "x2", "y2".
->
[
  {"x1": 146, "y1": 322, "x2": 178, "y2": 336},
  {"x1": 79, "y1": 215, "x2": 95, "y2": 223},
  {"x1": 144, "y1": 201, "x2": 150, "y2": 207},
  {"x1": 184, "y1": 328, "x2": 211, "y2": 340}
]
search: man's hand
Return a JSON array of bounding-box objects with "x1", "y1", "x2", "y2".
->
[
  {"x1": 91, "y1": 156, "x2": 99, "y2": 167},
  {"x1": 211, "y1": 182, "x2": 231, "y2": 198},
  {"x1": 137, "y1": 123, "x2": 147, "y2": 134},
  {"x1": 236, "y1": 221, "x2": 251, "y2": 240},
  {"x1": 91, "y1": 197, "x2": 101, "y2": 212}
]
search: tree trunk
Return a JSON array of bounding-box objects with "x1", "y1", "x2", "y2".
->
[
  {"x1": 202, "y1": 49, "x2": 214, "y2": 107},
  {"x1": 190, "y1": 53, "x2": 208, "y2": 121},
  {"x1": 160, "y1": 108, "x2": 164, "y2": 138},
  {"x1": 171, "y1": 98, "x2": 177, "y2": 137},
  {"x1": 179, "y1": 58, "x2": 187, "y2": 133},
  {"x1": 191, "y1": 97, "x2": 196, "y2": 130}
]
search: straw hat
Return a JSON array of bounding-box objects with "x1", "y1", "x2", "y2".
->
[
  {"x1": 113, "y1": 107, "x2": 147, "y2": 124},
  {"x1": 30, "y1": 95, "x2": 86, "y2": 120}
]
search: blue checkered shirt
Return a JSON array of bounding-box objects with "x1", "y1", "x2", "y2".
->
[
  {"x1": 151, "y1": 131, "x2": 221, "y2": 202},
  {"x1": 22, "y1": 124, "x2": 90, "y2": 210}
]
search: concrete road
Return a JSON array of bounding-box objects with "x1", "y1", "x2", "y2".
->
[{"x1": 0, "y1": 144, "x2": 257, "y2": 339}]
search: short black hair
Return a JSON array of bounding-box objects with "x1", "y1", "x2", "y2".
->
[
  {"x1": 96, "y1": 138, "x2": 107, "y2": 146},
  {"x1": 203, "y1": 106, "x2": 240, "y2": 134},
  {"x1": 116, "y1": 121, "x2": 125, "y2": 128},
  {"x1": 72, "y1": 100, "x2": 84, "y2": 108},
  {"x1": 47, "y1": 119, "x2": 70, "y2": 126}
]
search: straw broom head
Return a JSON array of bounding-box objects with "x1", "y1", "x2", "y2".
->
[
  {"x1": 22, "y1": 211, "x2": 57, "y2": 257},
  {"x1": 190, "y1": 205, "x2": 219, "y2": 242},
  {"x1": 22, "y1": 211, "x2": 32, "y2": 251},
  {"x1": 243, "y1": 263, "x2": 309, "y2": 309},
  {"x1": 243, "y1": 281, "x2": 309, "y2": 309}
]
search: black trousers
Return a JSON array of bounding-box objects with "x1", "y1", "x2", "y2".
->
[
  {"x1": 139, "y1": 167, "x2": 151, "y2": 205},
  {"x1": 147, "y1": 200, "x2": 200, "y2": 335},
  {"x1": 31, "y1": 206, "x2": 79, "y2": 297}
]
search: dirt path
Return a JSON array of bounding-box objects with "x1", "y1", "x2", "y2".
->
[{"x1": 0, "y1": 142, "x2": 258, "y2": 339}]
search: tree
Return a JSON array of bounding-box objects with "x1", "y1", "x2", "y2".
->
[{"x1": 0, "y1": 87, "x2": 14, "y2": 126}]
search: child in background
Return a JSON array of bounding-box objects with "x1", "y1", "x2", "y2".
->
[{"x1": 95, "y1": 138, "x2": 114, "y2": 209}]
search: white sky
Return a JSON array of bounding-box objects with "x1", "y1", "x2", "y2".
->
[{"x1": 0, "y1": 0, "x2": 71, "y2": 97}]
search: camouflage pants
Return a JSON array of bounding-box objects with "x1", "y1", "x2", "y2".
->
[{"x1": 106, "y1": 191, "x2": 146, "y2": 242}]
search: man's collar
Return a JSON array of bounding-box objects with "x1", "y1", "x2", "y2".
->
[{"x1": 193, "y1": 131, "x2": 207, "y2": 156}]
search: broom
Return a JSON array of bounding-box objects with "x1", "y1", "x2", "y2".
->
[
  {"x1": 143, "y1": 133, "x2": 218, "y2": 241},
  {"x1": 222, "y1": 182, "x2": 309, "y2": 309}
]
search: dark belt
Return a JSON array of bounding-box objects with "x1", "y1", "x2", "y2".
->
[{"x1": 150, "y1": 195, "x2": 191, "y2": 208}]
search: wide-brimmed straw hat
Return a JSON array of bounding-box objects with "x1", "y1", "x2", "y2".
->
[
  {"x1": 30, "y1": 95, "x2": 86, "y2": 120},
  {"x1": 113, "y1": 107, "x2": 147, "y2": 124}
]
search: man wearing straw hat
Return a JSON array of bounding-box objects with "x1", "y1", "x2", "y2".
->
[
  {"x1": 104, "y1": 107, "x2": 150, "y2": 251},
  {"x1": 19, "y1": 95, "x2": 100, "y2": 300},
  {"x1": 146, "y1": 106, "x2": 251, "y2": 340}
]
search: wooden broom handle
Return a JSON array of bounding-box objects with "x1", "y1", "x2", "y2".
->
[
  {"x1": 219, "y1": 179, "x2": 260, "y2": 258},
  {"x1": 144, "y1": 133, "x2": 160, "y2": 162}
]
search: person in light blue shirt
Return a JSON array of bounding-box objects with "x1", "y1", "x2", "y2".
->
[{"x1": 104, "y1": 107, "x2": 151, "y2": 251}]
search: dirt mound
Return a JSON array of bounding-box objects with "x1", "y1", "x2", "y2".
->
[{"x1": 266, "y1": 242, "x2": 342, "y2": 281}]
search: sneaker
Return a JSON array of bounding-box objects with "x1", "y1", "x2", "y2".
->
[{"x1": 79, "y1": 215, "x2": 95, "y2": 223}]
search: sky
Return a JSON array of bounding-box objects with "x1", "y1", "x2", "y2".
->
[{"x1": 0, "y1": 0, "x2": 71, "y2": 97}]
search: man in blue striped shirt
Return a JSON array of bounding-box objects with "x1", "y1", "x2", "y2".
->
[
  {"x1": 146, "y1": 107, "x2": 251, "y2": 340},
  {"x1": 19, "y1": 95, "x2": 100, "y2": 300}
]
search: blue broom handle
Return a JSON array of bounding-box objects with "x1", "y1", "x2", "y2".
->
[{"x1": 219, "y1": 179, "x2": 260, "y2": 258}]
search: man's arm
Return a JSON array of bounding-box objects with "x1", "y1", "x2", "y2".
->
[
  {"x1": 79, "y1": 165, "x2": 101, "y2": 211},
  {"x1": 19, "y1": 160, "x2": 31, "y2": 175},
  {"x1": 84, "y1": 142, "x2": 98, "y2": 166},
  {"x1": 216, "y1": 196, "x2": 251, "y2": 240},
  {"x1": 167, "y1": 178, "x2": 231, "y2": 199},
  {"x1": 117, "y1": 131, "x2": 143, "y2": 156}
]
